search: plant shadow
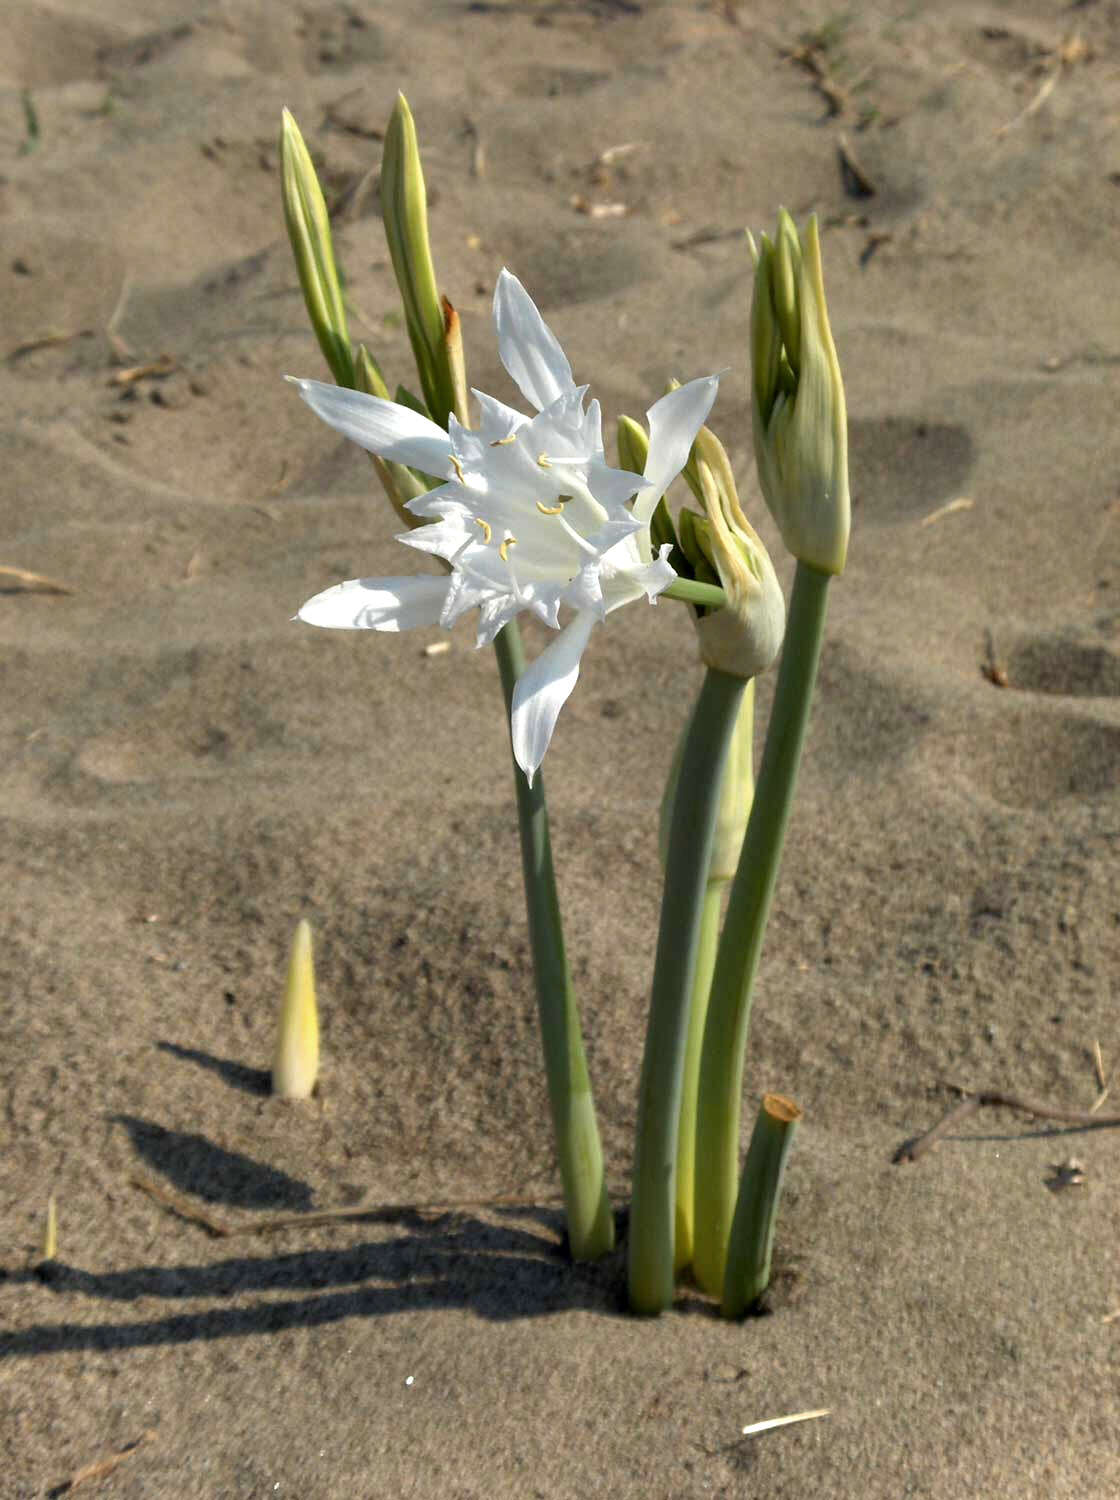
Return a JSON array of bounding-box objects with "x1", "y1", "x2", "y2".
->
[{"x1": 4, "y1": 1206, "x2": 643, "y2": 1358}]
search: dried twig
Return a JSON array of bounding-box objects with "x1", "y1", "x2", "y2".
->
[
  {"x1": 920, "y1": 497, "x2": 973, "y2": 528},
  {"x1": 742, "y1": 1408, "x2": 830, "y2": 1436},
  {"x1": 1092, "y1": 1039, "x2": 1107, "y2": 1092},
  {"x1": 132, "y1": 1172, "x2": 570, "y2": 1238},
  {"x1": 105, "y1": 273, "x2": 134, "y2": 361},
  {"x1": 1089, "y1": 1039, "x2": 1110, "y2": 1112},
  {"x1": 110, "y1": 354, "x2": 177, "y2": 386},
  {"x1": 896, "y1": 1087, "x2": 1120, "y2": 1164},
  {"x1": 0, "y1": 565, "x2": 75, "y2": 595},
  {"x1": 837, "y1": 134, "x2": 876, "y2": 198},
  {"x1": 47, "y1": 1430, "x2": 156, "y2": 1497},
  {"x1": 8, "y1": 329, "x2": 94, "y2": 360},
  {"x1": 130, "y1": 1173, "x2": 235, "y2": 1237}
]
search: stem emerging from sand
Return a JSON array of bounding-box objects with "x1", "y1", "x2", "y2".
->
[
  {"x1": 629, "y1": 667, "x2": 746, "y2": 1314},
  {"x1": 692, "y1": 561, "x2": 830, "y2": 1297},
  {"x1": 495, "y1": 623, "x2": 614, "y2": 1260},
  {"x1": 721, "y1": 1092, "x2": 801, "y2": 1318}
]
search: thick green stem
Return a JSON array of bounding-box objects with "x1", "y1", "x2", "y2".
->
[
  {"x1": 493, "y1": 622, "x2": 613, "y2": 1261},
  {"x1": 720, "y1": 1093, "x2": 802, "y2": 1318},
  {"x1": 673, "y1": 877, "x2": 724, "y2": 1273},
  {"x1": 692, "y1": 561, "x2": 830, "y2": 1297},
  {"x1": 628, "y1": 667, "x2": 746, "y2": 1314}
]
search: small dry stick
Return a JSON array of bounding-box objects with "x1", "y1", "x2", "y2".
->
[
  {"x1": 48, "y1": 1429, "x2": 155, "y2": 1497},
  {"x1": 896, "y1": 1087, "x2": 1120, "y2": 1164},
  {"x1": 110, "y1": 354, "x2": 177, "y2": 385},
  {"x1": 1092, "y1": 1039, "x2": 1107, "y2": 1092},
  {"x1": 132, "y1": 1172, "x2": 575, "y2": 1239},
  {"x1": 8, "y1": 329, "x2": 93, "y2": 360},
  {"x1": 742, "y1": 1408, "x2": 830, "y2": 1436},
  {"x1": 837, "y1": 135, "x2": 876, "y2": 198},
  {"x1": 0, "y1": 565, "x2": 75, "y2": 595},
  {"x1": 920, "y1": 497, "x2": 973, "y2": 528},
  {"x1": 1090, "y1": 1039, "x2": 1109, "y2": 1113},
  {"x1": 105, "y1": 272, "x2": 134, "y2": 361}
]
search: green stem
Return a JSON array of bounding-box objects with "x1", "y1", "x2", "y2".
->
[
  {"x1": 692, "y1": 561, "x2": 830, "y2": 1297},
  {"x1": 720, "y1": 1093, "x2": 802, "y2": 1318},
  {"x1": 662, "y1": 578, "x2": 726, "y2": 611},
  {"x1": 673, "y1": 877, "x2": 725, "y2": 1274},
  {"x1": 493, "y1": 622, "x2": 614, "y2": 1261},
  {"x1": 628, "y1": 667, "x2": 746, "y2": 1314}
]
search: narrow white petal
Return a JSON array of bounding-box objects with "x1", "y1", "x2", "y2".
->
[
  {"x1": 603, "y1": 543, "x2": 676, "y2": 612},
  {"x1": 472, "y1": 389, "x2": 528, "y2": 444},
  {"x1": 297, "y1": 575, "x2": 450, "y2": 631},
  {"x1": 493, "y1": 268, "x2": 576, "y2": 412},
  {"x1": 632, "y1": 373, "x2": 721, "y2": 524},
  {"x1": 511, "y1": 611, "x2": 597, "y2": 784},
  {"x1": 288, "y1": 378, "x2": 453, "y2": 476}
]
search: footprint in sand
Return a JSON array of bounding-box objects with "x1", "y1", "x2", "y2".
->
[
  {"x1": 969, "y1": 620, "x2": 1120, "y2": 808},
  {"x1": 847, "y1": 415, "x2": 975, "y2": 523}
]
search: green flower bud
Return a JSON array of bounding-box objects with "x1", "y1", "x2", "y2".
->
[
  {"x1": 692, "y1": 458, "x2": 785, "y2": 679},
  {"x1": 381, "y1": 94, "x2": 460, "y2": 428},
  {"x1": 750, "y1": 212, "x2": 849, "y2": 575},
  {"x1": 280, "y1": 109, "x2": 354, "y2": 387}
]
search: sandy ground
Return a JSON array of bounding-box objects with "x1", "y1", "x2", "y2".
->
[{"x1": 1, "y1": 1, "x2": 1119, "y2": 1495}]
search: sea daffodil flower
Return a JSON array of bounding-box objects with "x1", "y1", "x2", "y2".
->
[{"x1": 292, "y1": 269, "x2": 719, "y2": 780}]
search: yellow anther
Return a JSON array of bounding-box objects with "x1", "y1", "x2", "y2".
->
[
  {"x1": 489, "y1": 434, "x2": 517, "y2": 447},
  {"x1": 535, "y1": 494, "x2": 572, "y2": 516},
  {"x1": 536, "y1": 453, "x2": 552, "y2": 468},
  {"x1": 449, "y1": 455, "x2": 465, "y2": 482},
  {"x1": 474, "y1": 517, "x2": 492, "y2": 544},
  {"x1": 499, "y1": 536, "x2": 518, "y2": 561}
]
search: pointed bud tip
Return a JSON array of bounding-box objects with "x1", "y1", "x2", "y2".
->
[{"x1": 272, "y1": 918, "x2": 319, "y2": 1101}]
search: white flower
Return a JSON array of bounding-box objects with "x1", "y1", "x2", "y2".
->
[{"x1": 292, "y1": 269, "x2": 719, "y2": 781}]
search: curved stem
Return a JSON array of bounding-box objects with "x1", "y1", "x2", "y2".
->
[
  {"x1": 692, "y1": 562, "x2": 830, "y2": 1296},
  {"x1": 494, "y1": 621, "x2": 614, "y2": 1260},
  {"x1": 628, "y1": 667, "x2": 746, "y2": 1313}
]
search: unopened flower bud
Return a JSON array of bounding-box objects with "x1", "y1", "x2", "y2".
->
[
  {"x1": 272, "y1": 919, "x2": 320, "y2": 1100},
  {"x1": 280, "y1": 109, "x2": 353, "y2": 387},
  {"x1": 691, "y1": 458, "x2": 785, "y2": 681},
  {"x1": 750, "y1": 212, "x2": 849, "y2": 575}
]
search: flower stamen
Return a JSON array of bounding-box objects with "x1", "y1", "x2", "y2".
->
[
  {"x1": 535, "y1": 494, "x2": 573, "y2": 516},
  {"x1": 499, "y1": 535, "x2": 518, "y2": 562},
  {"x1": 536, "y1": 453, "x2": 552, "y2": 469},
  {"x1": 474, "y1": 517, "x2": 492, "y2": 543},
  {"x1": 450, "y1": 455, "x2": 466, "y2": 482},
  {"x1": 489, "y1": 435, "x2": 517, "y2": 447}
]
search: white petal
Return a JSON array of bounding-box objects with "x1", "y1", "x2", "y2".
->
[
  {"x1": 493, "y1": 269, "x2": 576, "y2": 412},
  {"x1": 288, "y1": 378, "x2": 453, "y2": 476},
  {"x1": 472, "y1": 389, "x2": 528, "y2": 444},
  {"x1": 297, "y1": 575, "x2": 450, "y2": 631},
  {"x1": 511, "y1": 611, "x2": 597, "y2": 784},
  {"x1": 589, "y1": 457, "x2": 645, "y2": 508},
  {"x1": 603, "y1": 543, "x2": 675, "y2": 612},
  {"x1": 632, "y1": 374, "x2": 721, "y2": 524}
]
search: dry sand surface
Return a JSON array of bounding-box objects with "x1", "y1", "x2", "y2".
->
[{"x1": 2, "y1": 0, "x2": 1119, "y2": 1495}]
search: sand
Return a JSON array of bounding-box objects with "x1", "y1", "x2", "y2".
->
[{"x1": 1, "y1": 1, "x2": 1118, "y2": 1495}]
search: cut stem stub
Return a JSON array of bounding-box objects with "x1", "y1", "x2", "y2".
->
[{"x1": 721, "y1": 1092, "x2": 802, "y2": 1319}]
